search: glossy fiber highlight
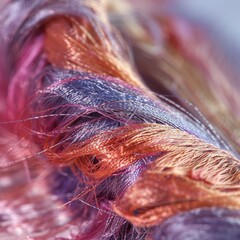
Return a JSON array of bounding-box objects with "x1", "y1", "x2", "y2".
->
[{"x1": 0, "y1": 0, "x2": 240, "y2": 239}]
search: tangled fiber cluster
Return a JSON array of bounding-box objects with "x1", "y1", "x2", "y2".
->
[{"x1": 0, "y1": 0, "x2": 240, "y2": 239}]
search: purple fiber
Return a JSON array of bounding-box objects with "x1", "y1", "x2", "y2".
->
[
  {"x1": 33, "y1": 69, "x2": 230, "y2": 151},
  {"x1": 150, "y1": 207, "x2": 240, "y2": 240}
]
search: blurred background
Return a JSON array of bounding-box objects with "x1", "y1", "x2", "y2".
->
[{"x1": 175, "y1": 0, "x2": 240, "y2": 68}]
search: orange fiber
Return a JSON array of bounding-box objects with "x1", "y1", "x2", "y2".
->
[{"x1": 44, "y1": 17, "x2": 145, "y2": 88}]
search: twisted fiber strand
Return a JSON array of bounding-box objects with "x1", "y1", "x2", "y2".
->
[
  {"x1": 44, "y1": 16, "x2": 144, "y2": 89},
  {"x1": 0, "y1": 0, "x2": 240, "y2": 239},
  {"x1": 113, "y1": 5, "x2": 240, "y2": 152}
]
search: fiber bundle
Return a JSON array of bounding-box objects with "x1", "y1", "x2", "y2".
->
[{"x1": 0, "y1": 0, "x2": 240, "y2": 239}]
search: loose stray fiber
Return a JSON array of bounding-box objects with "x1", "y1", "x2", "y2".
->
[
  {"x1": 0, "y1": 0, "x2": 240, "y2": 239},
  {"x1": 109, "y1": 0, "x2": 240, "y2": 153}
]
